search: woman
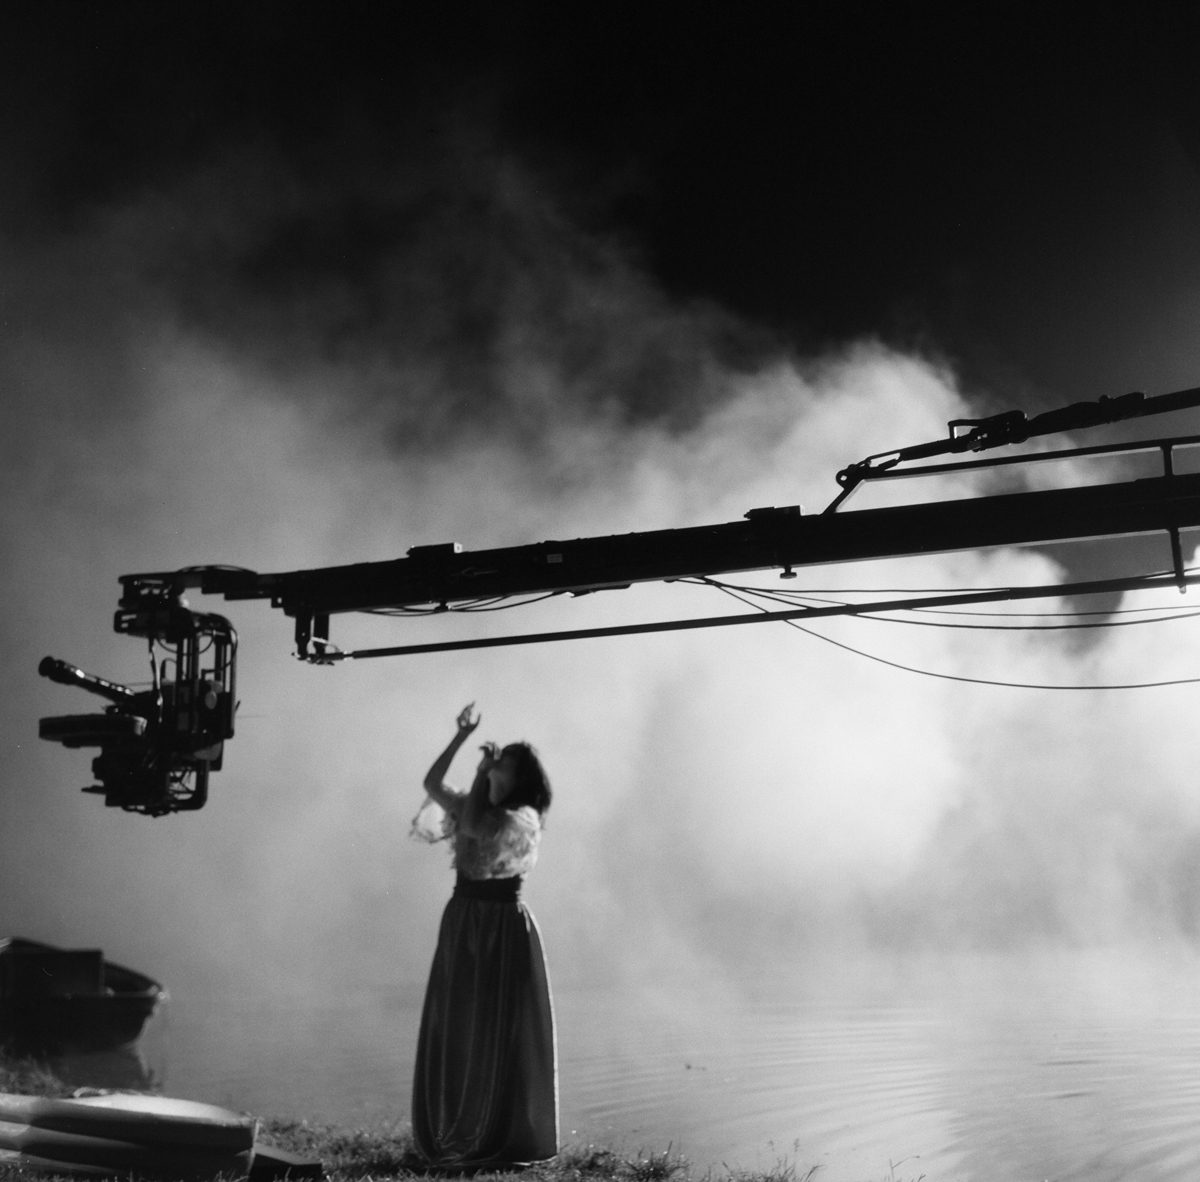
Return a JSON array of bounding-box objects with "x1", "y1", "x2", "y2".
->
[{"x1": 409, "y1": 703, "x2": 558, "y2": 1171}]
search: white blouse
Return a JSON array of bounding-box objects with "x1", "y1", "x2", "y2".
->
[
  {"x1": 451, "y1": 805, "x2": 542, "y2": 880},
  {"x1": 411, "y1": 797, "x2": 542, "y2": 880}
]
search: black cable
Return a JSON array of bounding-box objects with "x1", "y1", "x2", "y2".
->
[
  {"x1": 692, "y1": 575, "x2": 1200, "y2": 631},
  {"x1": 691, "y1": 569, "x2": 1196, "y2": 609},
  {"x1": 368, "y1": 591, "x2": 563, "y2": 616},
  {"x1": 856, "y1": 609, "x2": 1200, "y2": 632},
  {"x1": 313, "y1": 569, "x2": 1200, "y2": 668},
  {"x1": 707, "y1": 583, "x2": 1200, "y2": 691}
]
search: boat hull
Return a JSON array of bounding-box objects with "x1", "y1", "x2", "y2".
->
[{"x1": 0, "y1": 938, "x2": 166, "y2": 1054}]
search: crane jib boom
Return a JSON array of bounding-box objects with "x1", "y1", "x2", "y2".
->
[
  {"x1": 120, "y1": 384, "x2": 1200, "y2": 650},
  {"x1": 42, "y1": 383, "x2": 1200, "y2": 813},
  {"x1": 122, "y1": 456, "x2": 1200, "y2": 660}
]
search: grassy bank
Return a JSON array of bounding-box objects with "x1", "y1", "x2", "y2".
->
[{"x1": 0, "y1": 1054, "x2": 823, "y2": 1182}]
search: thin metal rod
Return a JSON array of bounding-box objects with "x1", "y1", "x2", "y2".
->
[
  {"x1": 314, "y1": 570, "x2": 1200, "y2": 661},
  {"x1": 860, "y1": 433, "x2": 1200, "y2": 484}
]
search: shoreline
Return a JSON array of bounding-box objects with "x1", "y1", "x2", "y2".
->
[{"x1": 0, "y1": 1054, "x2": 826, "y2": 1182}]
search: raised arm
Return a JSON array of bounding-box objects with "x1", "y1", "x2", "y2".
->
[{"x1": 422, "y1": 704, "x2": 481, "y2": 815}]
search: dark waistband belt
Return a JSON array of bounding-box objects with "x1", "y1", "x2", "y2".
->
[{"x1": 453, "y1": 874, "x2": 522, "y2": 901}]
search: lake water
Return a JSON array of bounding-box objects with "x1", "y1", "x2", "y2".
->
[{"x1": 47, "y1": 947, "x2": 1200, "y2": 1181}]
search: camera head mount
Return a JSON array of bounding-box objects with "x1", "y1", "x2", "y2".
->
[{"x1": 39, "y1": 583, "x2": 237, "y2": 816}]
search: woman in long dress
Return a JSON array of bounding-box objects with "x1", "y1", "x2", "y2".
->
[{"x1": 410, "y1": 703, "x2": 558, "y2": 1171}]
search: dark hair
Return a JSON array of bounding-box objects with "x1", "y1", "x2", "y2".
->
[{"x1": 499, "y1": 742, "x2": 552, "y2": 816}]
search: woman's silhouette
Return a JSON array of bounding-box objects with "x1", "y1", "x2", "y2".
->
[{"x1": 410, "y1": 703, "x2": 558, "y2": 1170}]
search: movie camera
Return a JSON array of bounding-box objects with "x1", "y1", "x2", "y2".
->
[{"x1": 38, "y1": 589, "x2": 236, "y2": 816}]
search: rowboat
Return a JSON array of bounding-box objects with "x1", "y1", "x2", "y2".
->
[{"x1": 0, "y1": 937, "x2": 166, "y2": 1053}]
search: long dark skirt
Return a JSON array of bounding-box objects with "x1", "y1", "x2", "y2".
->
[{"x1": 412, "y1": 876, "x2": 558, "y2": 1170}]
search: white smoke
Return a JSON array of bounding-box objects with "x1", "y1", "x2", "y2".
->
[{"x1": 3, "y1": 120, "x2": 1200, "y2": 1014}]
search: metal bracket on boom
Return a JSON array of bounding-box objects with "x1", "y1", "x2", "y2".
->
[{"x1": 828, "y1": 389, "x2": 1160, "y2": 510}]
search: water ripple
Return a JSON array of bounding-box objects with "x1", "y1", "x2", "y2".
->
[{"x1": 143, "y1": 950, "x2": 1200, "y2": 1181}]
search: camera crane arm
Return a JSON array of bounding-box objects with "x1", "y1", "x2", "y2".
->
[
  {"x1": 120, "y1": 385, "x2": 1200, "y2": 661},
  {"x1": 38, "y1": 383, "x2": 1200, "y2": 813}
]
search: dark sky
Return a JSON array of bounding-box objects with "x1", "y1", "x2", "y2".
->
[{"x1": 7, "y1": 1, "x2": 1200, "y2": 407}]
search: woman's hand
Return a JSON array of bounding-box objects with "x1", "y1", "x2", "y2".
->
[
  {"x1": 423, "y1": 704, "x2": 480, "y2": 811},
  {"x1": 456, "y1": 703, "x2": 481, "y2": 737},
  {"x1": 477, "y1": 740, "x2": 499, "y2": 771}
]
